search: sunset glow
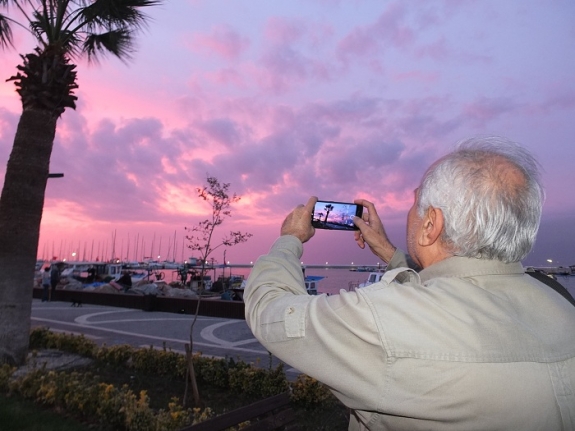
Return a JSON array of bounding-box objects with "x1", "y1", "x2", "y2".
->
[{"x1": 0, "y1": 0, "x2": 574, "y2": 266}]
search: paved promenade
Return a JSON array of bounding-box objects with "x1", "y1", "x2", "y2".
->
[{"x1": 30, "y1": 299, "x2": 300, "y2": 376}]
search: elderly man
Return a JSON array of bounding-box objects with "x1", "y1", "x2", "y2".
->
[{"x1": 244, "y1": 136, "x2": 575, "y2": 430}]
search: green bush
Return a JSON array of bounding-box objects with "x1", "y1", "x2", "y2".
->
[
  {"x1": 29, "y1": 327, "x2": 97, "y2": 358},
  {"x1": 196, "y1": 355, "x2": 235, "y2": 388},
  {"x1": 96, "y1": 344, "x2": 135, "y2": 367},
  {"x1": 25, "y1": 327, "x2": 337, "y2": 419},
  {"x1": 8, "y1": 368, "x2": 194, "y2": 431},
  {"x1": 0, "y1": 363, "x2": 14, "y2": 392},
  {"x1": 291, "y1": 374, "x2": 338, "y2": 407},
  {"x1": 28, "y1": 326, "x2": 52, "y2": 349},
  {"x1": 229, "y1": 362, "x2": 288, "y2": 398},
  {"x1": 130, "y1": 346, "x2": 187, "y2": 379}
]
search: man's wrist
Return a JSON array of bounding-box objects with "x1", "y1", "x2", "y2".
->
[
  {"x1": 271, "y1": 235, "x2": 304, "y2": 258},
  {"x1": 373, "y1": 243, "x2": 396, "y2": 264},
  {"x1": 280, "y1": 231, "x2": 305, "y2": 242}
]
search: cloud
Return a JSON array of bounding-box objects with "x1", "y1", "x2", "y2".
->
[
  {"x1": 415, "y1": 38, "x2": 450, "y2": 61},
  {"x1": 46, "y1": 115, "x2": 182, "y2": 223},
  {"x1": 463, "y1": 97, "x2": 518, "y2": 127},
  {"x1": 195, "y1": 118, "x2": 241, "y2": 148},
  {"x1": 258, "y1": 45, "x2": 313, "y2": 93},
  {"x1": 188, "y1": 24, "x2": 250, "y2": 61},
  {"x1": 336, "y1": 2, "x2": 414, "y2": 64},
  {"x1": 210, "y1": 67, "x2": 246, "y2": 87},
  {"x1": 540, "y1": 90, "x2": 575, "y2": 113},
  {"x1": 264, "y1": 17, "x2": 306, "y2": 44},
  {"x1": 0, "y1": 1, "x2": 571, "y2": 265},
  {"x1": 254, "y1": 16, "x2": 337, "y2": 94}
]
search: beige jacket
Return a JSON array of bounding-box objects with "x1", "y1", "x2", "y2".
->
[{"x1": 245, "y1": 236, "x2": 575, "y2": 430}]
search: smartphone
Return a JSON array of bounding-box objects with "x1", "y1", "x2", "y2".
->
[{"x1": 312, "y1": 200, "x2": 363, "y2": 231}]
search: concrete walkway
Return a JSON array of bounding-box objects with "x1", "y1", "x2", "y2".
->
[{"x1": 30, "y1": 299, "x2": 301, "y2": 376}]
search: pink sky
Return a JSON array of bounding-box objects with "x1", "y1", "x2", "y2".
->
[{"x1": 1, "y1": 0, "x2": 574, "y2": 267}]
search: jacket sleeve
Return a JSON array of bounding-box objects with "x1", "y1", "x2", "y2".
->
[
  {"x1": 244, "y1": 235, "x2": 389, "y2": 409},
  {"x1": 387, "y1": 249, "x2": 421, "y2": 282}
]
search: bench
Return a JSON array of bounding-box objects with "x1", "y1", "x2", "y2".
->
[{"x1": 181, "y1": 391, "x2": 302, "y2": 431}]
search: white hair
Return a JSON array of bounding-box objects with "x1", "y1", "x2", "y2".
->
[{"x1": 417, "y1": 136, "x2": 545, "y2": 263}]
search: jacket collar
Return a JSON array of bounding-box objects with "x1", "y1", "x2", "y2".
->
[{"x1": 419, "y1": 256, "x2": 525, "y2": 283}]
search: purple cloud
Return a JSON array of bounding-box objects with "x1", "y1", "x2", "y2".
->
[
  {"x1": 336, "y1": 2, "x2": 414, "y2": 64},
  {"x1": 189, "y1": 24, "x2": 250, "y2": 61}
]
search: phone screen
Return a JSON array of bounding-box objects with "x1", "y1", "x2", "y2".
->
[{"x1": 312, "y1": 200, "x2": 363, "y2": 231}]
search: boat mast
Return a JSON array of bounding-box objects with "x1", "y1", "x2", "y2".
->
[{"x1": 135, "y1": 233, "x2": 140, "y2": 262}]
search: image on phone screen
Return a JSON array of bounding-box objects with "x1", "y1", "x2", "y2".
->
[{"x1": 312, "y1": 201, "x2": 362, "y2": 231}]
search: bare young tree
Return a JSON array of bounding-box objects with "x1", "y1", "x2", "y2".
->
[{"x1": 183, "y1": 175, "x2": 252, "y2": 405}]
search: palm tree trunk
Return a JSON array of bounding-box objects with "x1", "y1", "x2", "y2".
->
[{"x1": 0, "y1": 108, "x2": 57, "y2": 365}]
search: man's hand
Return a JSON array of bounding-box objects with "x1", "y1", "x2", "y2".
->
[
  {"x1": 281, "y1": 196, "x2": 317, "y2": 243},
  {"x1": 353, "y1": 199, "x2": 396, "y2": 263}
]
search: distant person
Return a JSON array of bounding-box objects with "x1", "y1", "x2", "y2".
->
[
  {"x1": 86, "y1": 266, "x2": 96, "y2": 283},
  {"x1": 244, "y1": 136, "x2": 575, "y2": 430},
  {"x1": 111, "y1": 272, "x2": 132, "y2": 292},
  {"x1": 50, "y1": 264, "x2": 59, "y2": 299},
  {"x1": 41, "y1": 267, "x2": 50, "y2": 302}
]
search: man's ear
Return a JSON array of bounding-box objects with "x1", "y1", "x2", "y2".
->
[{"x1": 418, "y1": 206, "x2": 445, "y2": 246}]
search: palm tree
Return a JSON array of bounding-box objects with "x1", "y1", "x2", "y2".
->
[
  {"x1": 323, "y1": 204, "x2": 334, "y2": 223},
  {"x1": 0, "y1": 0, "x2": 162, "y2": 366}
]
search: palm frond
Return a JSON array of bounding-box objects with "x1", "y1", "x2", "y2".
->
[
  {"x1": 29, "y1": 10, "x2": 49, "y2": 42},
  {"x1": 59, "y1": 29, "x2": 82, "y2": 57},
  {"x1": 82, "y1": 29, "x2": 134, "y2": 63},
  {"x1": 79, "y1": 0, "x2": 161, "y2": 32},
  {"x1": 0, "y1": 13, "x2": 14, "y2": 48}
]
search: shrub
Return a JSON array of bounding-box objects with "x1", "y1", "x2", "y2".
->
[
  {"x1": 96, "y1": 344, "x2": 134, "y2": 367},
  {"x1": 157, "y1": 398, "x2": 199, "y2": 431},
  {"x1": 130, "y1": 346, "x2": 187, "y2": 378},
  {"x1": 30, "y1": 326, "x2": 97, "y2": 357},
  {"x1": 196, "y1": 355, "x2": 235, "y2": 388},
  {"x1": 290, "y1": 374, "x2": 337, "y2": 407},
  {"x1": 8, "y1": 367, "x2": 194, "y2": 431},
  {"x1": 24, "y1": 326, "x2": 338, "y2": 421},
  {"x1": 0, "y1": 364, "x2": 14, "y2": 392},
  {"x1": 229, "y1": 363, "x2": 288, "y2": 398}
]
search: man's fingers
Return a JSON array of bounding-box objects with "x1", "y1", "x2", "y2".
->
[
  {"x1": 304, "y1": 196, "x2": 318, "y2": 214},
  {"x1": 354, "y1": 198, "x2": 375, "y2": 212},
  {"x1": 353, "y1": 216, "x2": 368, "y2": 243},
  {"x1": 354, "y1": 227, "x2": 366, "y2": 249},
  {"x1": 353, "y1": 215, "x2": 366, "y2": 229}
]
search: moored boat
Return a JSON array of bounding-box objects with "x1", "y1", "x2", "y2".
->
[
  {"x1": 357, "y1": 270, "x2": 387, "y2": 288},
  {"x1": 60, "y1": 261, "x2": 147, "y2": 284},
  {"x1": 304, "y1": 275, "x2": 325, "y2": 295},
  {"x1": 231, "y1": 274, "x2": 326, "y2": 300}
]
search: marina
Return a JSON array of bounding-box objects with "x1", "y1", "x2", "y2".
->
[
  {"x1": 36, "y1": 230, "x2": 575, "y2": 298},
  {"x1": 35, "y1": 257, "x2": 575, "y2": 315}
]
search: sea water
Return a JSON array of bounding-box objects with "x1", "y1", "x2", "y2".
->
[
  {"x1": 264, "y1": 267, "x2": 575, "y2": 299},
  {"x1": 166, "y1": 265, "x2": 575, "y2": 299}
]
